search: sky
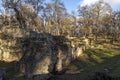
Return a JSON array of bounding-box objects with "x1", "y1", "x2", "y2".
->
[{"x1": 60, "y1": 0, "x2": 120, "y2": 14}]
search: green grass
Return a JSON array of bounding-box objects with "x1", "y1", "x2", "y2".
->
[
  {"x1": 67, "y1": 48, "x2": 120, "y2": 77},
  {"x1": 0, "y1": 61, "x2": 14, "y2": 79},
  {"x1": 0, "y1": 61, "x2": 21, "y2": 80}
]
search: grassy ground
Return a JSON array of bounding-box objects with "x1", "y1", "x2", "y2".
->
[
  {"x1": 66, "y1": 48, "x2": 120, "y2": 79},
  {"x1": 0, "y1": 61, "x2": 16, "y2": 79},
  {"x1": 0, "y1": 61, "x2": 31, "y2": 80}
]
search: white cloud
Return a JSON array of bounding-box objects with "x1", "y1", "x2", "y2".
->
[
  {"x1": 105, "y1": 0, "x2": 120, "y2": 7},
  {"x1": 81, "y1": 0, "x2": 120, "y2": 9},
  {"x1": 81, "y1": 0, "x2": 99, "y2": 6}
]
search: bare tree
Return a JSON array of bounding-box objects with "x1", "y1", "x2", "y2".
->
[
  {"x1": 21, "y1": 0, "x2": 44, "y2": 14},
  {"x1": 78, "y1": 0, "x2": 112, "y2": 40},
  {"x1": 78, "y1": 5, "x2": 92, "y2": 37},
  {"x1": 43, "y1": 0, "x2": 67, "y2": 35}
]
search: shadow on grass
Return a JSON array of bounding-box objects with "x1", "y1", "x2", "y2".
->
[
  {"x1": 0, "y1": 61, "x2": 19, "y2": 80},
  {"x1": 66, "y1": 48, "x2": 120, "y2": 80}
]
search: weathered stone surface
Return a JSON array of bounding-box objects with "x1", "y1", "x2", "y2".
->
[
  {"x1": 17, "y1": 35, "x2": 72, "y2": 77},
  {"x1": 33, "y1": 56, "x2": 51, "y2": 74},
  {"x1": 0, "y1": 27, "x2": 24, "y2": 62},
  {"x1": 0, "y1": 26, "x2": 88, "y2": 78}
]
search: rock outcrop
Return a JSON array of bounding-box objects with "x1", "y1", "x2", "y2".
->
[
  {"x1": 0, "y1": 27, "x2": 27, "y2": 62},
  {"x1": 0, "y1": 26, "x2": 86, "y2": 79},
  {"x1": 0, "y1": 27, "x2": 72, "y2": 76},
  {"x1": 17, "y1": 32, "x2": 72, "y2": 78}
]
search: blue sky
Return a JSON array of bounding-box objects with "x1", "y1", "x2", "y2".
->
[
  {"x1": 46, "y1": 0, "x2": 120, "y2": 14},
  {"x1": 61, "y1": 0, "x2": 80, "y2": 13},
  {"x1": 61, "y1": 0, "x2": 120, "y2": 13},
  {"x1": 46, "y1": 0, "x2": 81, "y2": 13}
]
